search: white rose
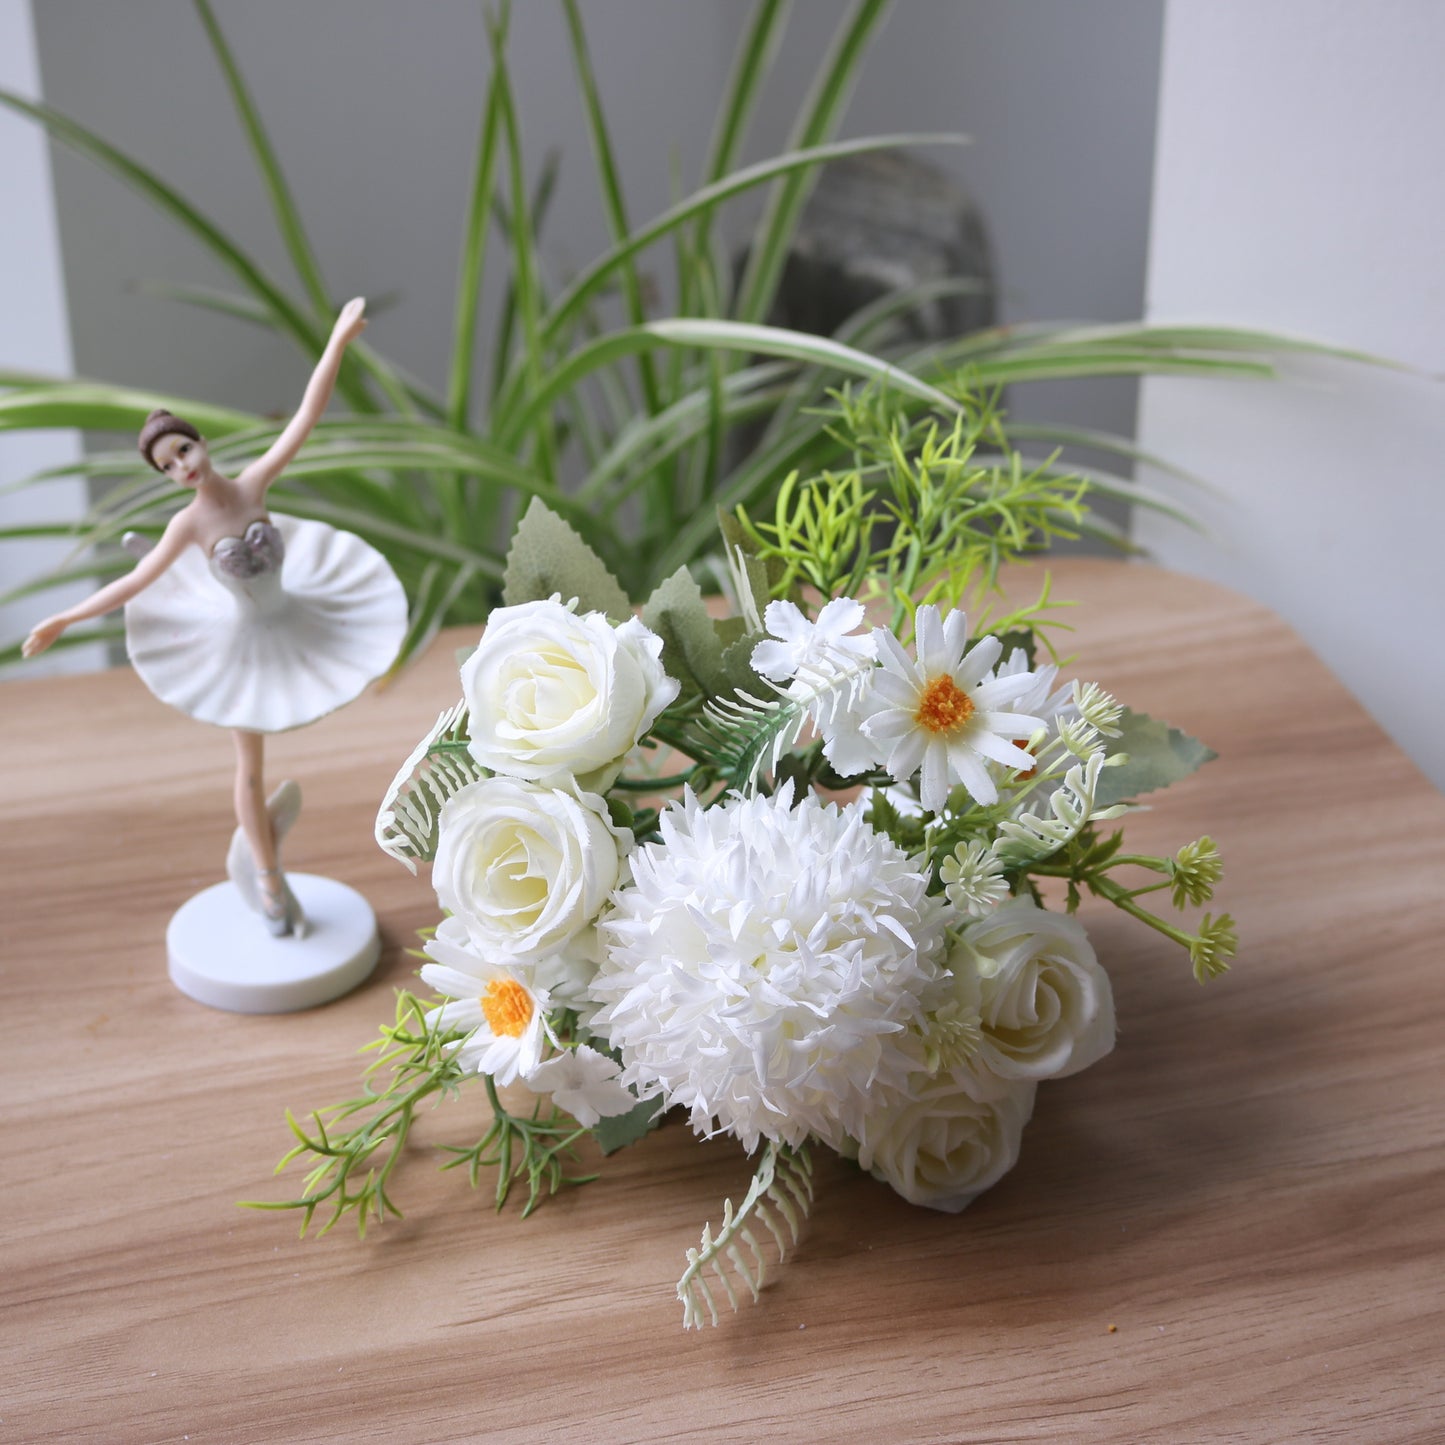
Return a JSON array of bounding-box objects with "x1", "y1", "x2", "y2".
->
[
  {"x1": 962, "y1": 897, "x2": 1116, "y2": 1081},
  {"x1": 850, "y1": 1073, "x2": 1036, "y2": 1214},
  {"x1": 433, "y1": 775, "x2": 631, "y2": 963},
  {"x1": 462, "y1": 597, "x2": 679, "y2": 791}
]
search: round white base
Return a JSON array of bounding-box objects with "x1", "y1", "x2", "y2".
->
[{"x1": 166, "y1": 874, "x2": 380, "y2": 1014}]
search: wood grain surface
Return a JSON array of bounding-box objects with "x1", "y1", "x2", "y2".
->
[{"x1": 2, "y1": 559, "x2": 1442, "y2": 1444}]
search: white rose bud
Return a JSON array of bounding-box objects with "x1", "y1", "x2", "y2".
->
[
  {"x1": 963, "y1": 898, "x2": 1116, "y2": 1082},
  {"x1": 851, "y1": 1074, "x2": 1036, "y2": 1214},
  {"x1": 462, "y1": 597, "x2": 679, "y2": 792},
  {"x1": 433, "y1": 775, "x2": 631, "y2": 964}
]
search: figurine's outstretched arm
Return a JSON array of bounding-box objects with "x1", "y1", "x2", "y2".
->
[
  {"x1": 239, "y1": 298, "x2": 367, "y2": 499},
  {"x1": 22, "y1": 509, "x2": 196, "y2": 657}
]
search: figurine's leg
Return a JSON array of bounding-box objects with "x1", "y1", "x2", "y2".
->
[{"x1": 232, "y1": 729, "x2": 291, "y2": 935}]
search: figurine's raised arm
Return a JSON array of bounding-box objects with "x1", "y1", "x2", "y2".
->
[
  {"x1": 22, "y1": 509, "x2": 197, "y2": 658},
  {"x1": 237, "y1": 297, "x2": 368, "y2": 500}
]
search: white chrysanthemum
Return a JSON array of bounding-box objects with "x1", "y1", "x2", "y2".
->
[
  {"x1": 420, "y1": 918, "x2": 551, "y2": 1085},
  {"x1": 526, "y1": 1045, "x2": 638, "y2": 1127},
  {"x1": 589, "y1": 783, "x2": 951, "y2": 1152},
  {"x1": 751, "y1": 598, "x2": 880, "y2": 776},
  {"x1": 864, "y1": 606, "x2": 1045, "y2": 812}
]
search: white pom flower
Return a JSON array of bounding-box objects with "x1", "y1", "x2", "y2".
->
[
  {"x1": 863, "y1": 605, "x2": 1045, "y2": 812},
  {"x1": 590, "y1": 783, "x2": 950, "y2": 1153},
  {"x1": 433, "y1": 775, "x2": 630, "y2": 965},
  {"x1": 420, "y1": 919, "x2": 551, "y2": 1085},
  {"x1": 962, "y1": 897, "x2": 1116, "y2": 1081},
  {"x1": 751, "y1": 597, "x2": 880, "y2": 776},
  {"x1": 462, "y1": 596, "x2": 679, "y2": 792},
  {"x1": 526, "y1": 1046, "x2": 639, "y2": 1127},
  {"x1": 850, "y1": 1073, "x2": 1036, "y2": 1214}
]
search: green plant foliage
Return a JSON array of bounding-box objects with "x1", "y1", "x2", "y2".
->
[{"x1": 0, "y1": 0, "x2": 1377, "y2": 664}]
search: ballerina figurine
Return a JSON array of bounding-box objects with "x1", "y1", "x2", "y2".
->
[{"x1": 23, "y1": 298, "x2": 408, "y2": 966}]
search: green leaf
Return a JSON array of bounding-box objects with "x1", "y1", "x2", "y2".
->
[
  {"x1": 716, "y1": 619, "x2": 766, "y2": 695},
  {"x1": 1095, "y1": 708, "x2": 1217, "y2": 807},
  {"x1": 593, "y1": 1096, "x2": 663, "y2": 1155},
  {"x1": 501, "y1": 499, "x2": 632, "y2": 617},
  {"x1": 192, "y1": 0, "x2": 331, "y2": 318},
  {"x1": 532, "y1": 131, "x2": 970, "y2": 362},
  {"x1": 641, "y1": 565, "x2": 730, "y2": 698},
  {"x1": 0, "y1": 88, "x2": 349, "y2": 395},
  {"x1": 446, "y1": 3, "x2": 506, "y2": 430},
  {"x1": 734, "y1": 0, "x2": 894, "y2": 326}
]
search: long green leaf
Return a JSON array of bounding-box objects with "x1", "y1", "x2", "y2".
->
[
  {"x1": 733, "y1": 0, "x2": 893, "y2": 326},
  {"x1": 498, "y1": 318, "x2": 958, "y2": 453},
  {"x1": 580, "y1": 362, "x2": 792, "y2": 506},
  {"x1": 485, "y1": 10, "x2": 554, "y2": 486},
  {"x1": 447, "y1": 3, "x2": 507, "y2": 429},
  {"x1": 530, "y1": 132, "x2": 969, "y2": 369},
  {"x1": 191, "y1": 0, "x2": 330, "y2": 317},
  {"x1": 0, "y1": 91, "x2": 336, "y2": 382},
  {"x1": 688, "y1": 0, "x2": 791, "y2": 313},
  {"x1": 561, "y1": 0, "x2": 662, "y2": 417},
  {"x1": 0, "y1": 383, "x2": 256, "y2": 438}
]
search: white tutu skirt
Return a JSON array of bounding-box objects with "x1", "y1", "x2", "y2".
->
[{"x1": 125, "y1": 513, "x2": 408, "y2": 733}]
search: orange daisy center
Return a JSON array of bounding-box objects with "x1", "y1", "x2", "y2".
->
[
  {"x1": 481, "y1": 978, "x2": 534, "y2": 1039},
  {"x1": 914, "y1": 675, "x2": 976, "y2": 735}
]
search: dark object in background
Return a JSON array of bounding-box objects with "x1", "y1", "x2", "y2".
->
[{"x1": 746, "y1": 150, "x2": 997, "y2": 347}]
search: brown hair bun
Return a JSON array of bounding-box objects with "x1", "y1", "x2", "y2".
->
[{"x1": 138, "y1": 408, "x2": 202, "y2": 471}]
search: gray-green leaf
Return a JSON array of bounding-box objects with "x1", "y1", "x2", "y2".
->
[
  {"x1": 593, "y1": 1096, "x2": 663, "y2": 1155},
  {"x1": 501, "y1": 498, "x2": 632, "y2": 618},
  {"x1": 641, "y1": 565, "x2": 730, "y2": 698},
  {"x1": 1096, "y1": 707, "x2": 1216, "y2": 807}
]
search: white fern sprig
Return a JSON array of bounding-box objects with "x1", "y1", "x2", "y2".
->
[
  {"x1": 994, "y1": 752, "x2": 1129, "y2": 866},
  {"x1": 677, "y1": 1142, "x2": 815, "y2": 1329},
  {"x1": 374, "y1": 700, "x2": 485, "y2": 872},
  {"x1": 697, "y1": 653, "x2": 875, "y2": 791}
]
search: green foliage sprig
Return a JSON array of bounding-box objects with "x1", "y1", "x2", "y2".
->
[
  {"x1": 736, "y1": 384, "x2": 1089, "y2": 643},
  {"x1": 243, "y1": 990, "x2": 596, "y2": 1235}
]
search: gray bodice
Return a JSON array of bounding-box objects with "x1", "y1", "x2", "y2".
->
[{"x1": 209, "y1": 519, "x2": 287, "y2": 613}]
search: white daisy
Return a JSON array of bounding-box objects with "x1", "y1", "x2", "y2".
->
[
  {"x1": 526, "y1": 1045, "x2": 639, "y2": 1127},
  {"x1": 864, "y1": 606, "x2": 1045, "y2": 812},
  {"x1": 751, "y1": 597, "x2": 880, "y2": 777},
  {"x1": 420, "y1": 918, "x2": 551, "y2": 1084},
  {"x1": 589, "y1": 783, "x2": 951, "y2": 1153}
]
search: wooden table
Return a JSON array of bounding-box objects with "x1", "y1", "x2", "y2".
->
[{"x1": 3, "y1": 560, "x2": 1443, "y2": 1443}]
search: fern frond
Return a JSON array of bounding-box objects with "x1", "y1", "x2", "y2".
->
[
  {"x1": 993, "y1": 752, "x2": 1128, "y2": 866},
  {"x1": 677, "y1": 1142, "x2": 814, "y2": 1329},
  {"x1": 374, "y1": 700, "x2": 486, "y2": 872},
  {"x1": 692, "y1": 654, "x2": 875, "y2": 792}
]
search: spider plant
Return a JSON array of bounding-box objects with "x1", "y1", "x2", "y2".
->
[{"x1": 0, "y1": 0, "x2": 1374, "y2": 667}]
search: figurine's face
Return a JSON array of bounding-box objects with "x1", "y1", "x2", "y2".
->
[{"x1": 152, "y1": 431, "x2": 209, "y2": 487}]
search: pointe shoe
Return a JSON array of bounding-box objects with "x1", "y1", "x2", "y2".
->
[
  {"x1": 228, "y1": 780, "x2": 308, "y2": 939},
  {"x1": 256, "y1": 867, "x2": 302, "y2": 939}
]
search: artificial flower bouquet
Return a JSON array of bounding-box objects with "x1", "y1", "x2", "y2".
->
[{"x1": 258, "y1": 388, "x2": 1234, "y2": 1328}]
